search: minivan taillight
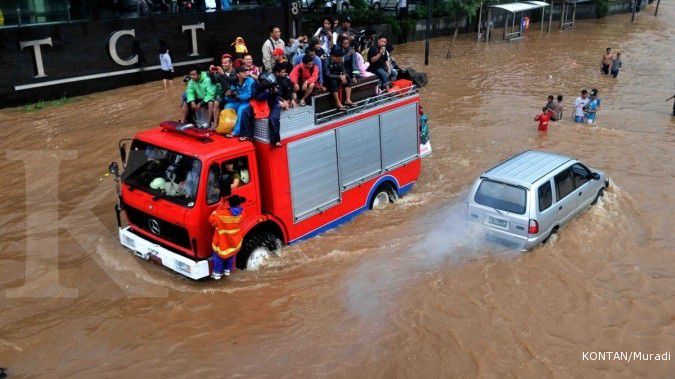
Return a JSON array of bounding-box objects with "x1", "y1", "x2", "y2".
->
[{"x1": 528, "y1": 219, "x2": 539, "y2": 234}]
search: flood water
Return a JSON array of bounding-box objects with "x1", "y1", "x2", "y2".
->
[{"x1": 1, "y1": 4, "x2": 674, "y2": 377}]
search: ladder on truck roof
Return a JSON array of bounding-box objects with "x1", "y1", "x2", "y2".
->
[{"x1": 252, "y1": 80, "x2": 418, "y2": 144}]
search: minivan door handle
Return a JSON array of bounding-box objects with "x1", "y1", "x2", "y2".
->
[
  {"x1": 558, "y1": 205, "x2": 563, "y2": 210},
  {"x1": 578, "y1": 191, "x2": 583, "y2": 196}
]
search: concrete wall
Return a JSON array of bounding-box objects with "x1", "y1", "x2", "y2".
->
[{"x1": 0, "y1": 7, "x2": 285, "y2": 107}]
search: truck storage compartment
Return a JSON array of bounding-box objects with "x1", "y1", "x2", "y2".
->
[
  {"x1": 287, "y1": 130, "x2": 340, "y2": 221},
  {"x1": 336, "y1": 117, "x2": 382, "y2": 189},
  {"x1": 380, "y1": 102, "x2": 419, "y2": 169}
]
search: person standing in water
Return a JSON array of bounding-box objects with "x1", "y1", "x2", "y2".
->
[
  {"x1": 159, "y1": 41, "x2": 174, "y2": 88},
  {"x1": 601, "y1": 47, "x2": 614, "y2": 75},
  {"x1": 667, "y1": 94, "x2": 675, "y2": 116},
  {"x1": 534, "y1": 107, "x2": 551, "y2": 132},
  {"x1": 209, "y1": 195, "x2": 246, "y2": 279},
  {"x1": 610, "y1": 52, "x2": 622, "y2": 78},
  {"x1": 574, "y1": 89, "x2": 590, "y2": 123},
  {"x1": 585, "y1": 89, "x2": 601, "y2": 125}
]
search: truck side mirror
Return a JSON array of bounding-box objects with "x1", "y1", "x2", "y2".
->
[
  {"x1": 119, "y1": 143, "x2": 127, "y2": 165},
  {"x1": 109, "y1": 161, "x2": 119, "y2": 177}
]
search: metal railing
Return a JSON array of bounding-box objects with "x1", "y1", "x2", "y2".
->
[{"x1": 314, "y1": 84, "x2": 418, "y2": 124}]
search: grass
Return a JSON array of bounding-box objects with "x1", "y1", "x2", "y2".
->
[{"x1": 22, "y1": 96, "x2": 74, "y2": 113}]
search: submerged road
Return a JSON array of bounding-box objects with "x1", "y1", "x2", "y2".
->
[{"x1": 1, "y1": 4, "x2": 674, "y2": 377}]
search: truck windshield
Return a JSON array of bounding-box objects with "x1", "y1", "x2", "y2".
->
[
  {"x1": 122, "y1": 140, "x2": 201, "y2": 207},
  {"x1": 474, "y1": 179, "x2": 527, "y2": 215}
]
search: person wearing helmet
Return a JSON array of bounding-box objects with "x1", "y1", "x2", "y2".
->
[
  {"x1": 256, "y1": 67, "x2": 286, "y2": 147},
  {"x1": 585, "y1": 89, "x2": 601, "y2": 125},
  {"x1": 209, "y1": 195, "x2": 246, "y2": 279}
]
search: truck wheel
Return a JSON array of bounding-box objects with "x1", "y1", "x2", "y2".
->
[
  {"x1": 370, "y1": 190, "x2": 390, "y2": 210},
  {"x1": 591, "y1": 188, "x2": 604, "y2": 205},
  {"x1": 236, "y1": 231, "x2": 281, "y2": 270}
]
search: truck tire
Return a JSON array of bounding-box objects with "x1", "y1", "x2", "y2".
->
[
  {"x1": 236, "y1": 231, "x2": 282, "y2": 270},
  {"x1": 370, "y1": 183, "x2": 395, "y2": 210}
]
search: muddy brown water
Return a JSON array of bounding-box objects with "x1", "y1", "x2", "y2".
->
[{"x1": 1, "y1": 5, "x2": 674, "y2": 377}]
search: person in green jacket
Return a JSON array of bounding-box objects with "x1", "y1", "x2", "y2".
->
[{"x1": 182, "y1": 67, "x2": 218, "y2": 129}]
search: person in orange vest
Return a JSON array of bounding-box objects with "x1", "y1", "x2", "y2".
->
[{"x1": 209, "y1": 195, "x2": 246, "y2": 279}]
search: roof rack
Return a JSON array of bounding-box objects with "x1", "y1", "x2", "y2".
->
[{"x1": 314, "y1": 84, "x2": 418, "y2": 124}]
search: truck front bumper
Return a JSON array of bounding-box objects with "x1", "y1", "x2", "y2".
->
[{"x1": 119, "y1": 226, "x2": 210, "y2": 280}]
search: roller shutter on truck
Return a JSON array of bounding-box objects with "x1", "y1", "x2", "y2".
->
[
  {"x1": 287, "y1": 100, "x2": 419, "y2": 222},
  {"x1": 287, "y1": 130, "x2": 341, "y2": 221},
  {"x1": 337, "y1": 117, "x2": 382, "y2": 189},
  {"x1": 380, "y1": 103, "x2": 419, "y2": 170}
]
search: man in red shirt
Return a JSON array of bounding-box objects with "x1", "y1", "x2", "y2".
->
[
  {"x1": 534, "y1": 107, "x2": 550, "y2": 132},
  {"x1": 289, "y1": 54, "x2": 319, "y2": 106}
]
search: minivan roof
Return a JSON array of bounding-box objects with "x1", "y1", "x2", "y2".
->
[{"x1": 482, "y1": 150, "x2": 573, "y2": 188}]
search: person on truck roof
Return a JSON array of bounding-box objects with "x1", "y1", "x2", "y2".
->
[
  {"x1": 292, "y1": 45, "x2": 324, "y2": 85},
  {"x1": 183, "y1": 67, "x2": 218, "y2": 129},
  {"x1": 367, "y1": 36, "x2": 397, "y2": 91},
  {"x1": 262, "y1": 26, "x2": 285, "y2": 73},
  {"x1": 224, "y1": 66, "x2": 257, "y2": 138},
  {"x1": 209, "y1": 195, "x2": 246, "y2": 279},
  {"x1": 323, "y1": 47, "x2": 353, "y2": 112},
  {"x1": 290, "y1": 54, "x2": 319, "y2": 107}
]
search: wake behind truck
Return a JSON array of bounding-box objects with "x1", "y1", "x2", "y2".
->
[{"x1": 109, "y1": 78, "x2": 429, "y2": 279}]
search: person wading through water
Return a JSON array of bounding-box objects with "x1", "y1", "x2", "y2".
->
[{"x1": 209, "y1": 195, "x2": 246, "y2": 279}]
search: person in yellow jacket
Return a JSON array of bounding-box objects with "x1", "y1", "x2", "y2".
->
[{"x1": 209, "y1": 195, "x2": 246, "y2": 279}]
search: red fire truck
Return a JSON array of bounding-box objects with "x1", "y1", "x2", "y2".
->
[{"x1": 109, "y1": 78, "x2": 429, "y2": 279}]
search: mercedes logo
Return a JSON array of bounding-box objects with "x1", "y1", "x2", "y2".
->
[{"x1": 148, "y1": 219, "x2": 160, "y2": 235}]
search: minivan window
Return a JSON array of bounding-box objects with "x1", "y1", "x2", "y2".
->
[
  {"x1": 474, "y1": 179, "x2": 527, "y2": 214},
  {"x1": 554, "y1": 168, "x2": 575, "y2": 201},
  {"x1": 572, "y1": 164, "x2": 590, "y2": 188},
  {"x1": 538, "y1": 181, "x2": 553, "y2": 211}
]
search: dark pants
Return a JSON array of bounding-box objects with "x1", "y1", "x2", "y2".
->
[
  {"x1": 236, "y1": 106, "x2": 254, "y2": 139},
  {"x1": 611, "y1": 69, "x2": 619, "y2": 78},
  {"x1": 268, "y1": 102, "x2": 281, "y2": 144},
  {"x1": 373, "y1": 68, "x2": 397, "y2": 89},
  {"x1": 212, "y1": 253, "x2": 235, "y2": 274},
  {"x1": 601, "y1": 64, "x2": 610, "y2": 75}
]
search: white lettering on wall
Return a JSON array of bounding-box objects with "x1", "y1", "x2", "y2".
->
[
  {"x1": 181, "y1": 23, "x2": 205, "y2": 57},
  {"x1": 19, "y1": 37, "x2": 53, "y2": 78},
  {"x1": 108, "y1": 29, "x2": 138, "y2": 66}
]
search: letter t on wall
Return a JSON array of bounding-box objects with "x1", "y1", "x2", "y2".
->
[
  {"x1": 20, "y1": 37, "x2": 53, "y2": 78},
  {"x1": 182, "y1": 23, "x2": 205, "y2": 57}
]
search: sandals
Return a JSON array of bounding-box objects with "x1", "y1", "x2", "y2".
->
[
  {"x1": 337, "y1": 106, "x2": 347, "y2": 112},
  {"x1": 239, "y1": 136, "x2": 249, "y2": 141},
  {"x1": 300, "y1": 100, "x2": 306, "y2": 106},
  {"x1": 225, "y1": 133, "x2": 235, "y2": 138}
]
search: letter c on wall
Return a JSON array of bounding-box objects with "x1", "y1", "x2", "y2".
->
[{"x1": 108, "y1": 29, "x2": 138, "y2": 66}]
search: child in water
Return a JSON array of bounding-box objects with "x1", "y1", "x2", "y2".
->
[{"x1": 534, "y1": 107, "x2": 551, "y2": 132}]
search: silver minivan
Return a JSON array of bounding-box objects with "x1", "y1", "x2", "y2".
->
[{"x1": 465, "y1": 150, "x2": 610, "y2": 250}]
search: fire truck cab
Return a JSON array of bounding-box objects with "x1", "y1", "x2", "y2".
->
[{"x1": 111, "y1": 78, "x2": 428, "y2": 280}]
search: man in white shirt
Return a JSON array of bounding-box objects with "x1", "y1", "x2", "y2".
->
[
  {"x1": 573, "y1": 89, "x2": 590, "y2": 123},
  {"x1": 262, "y1": 26, "x2": 285, "y2": 72}
]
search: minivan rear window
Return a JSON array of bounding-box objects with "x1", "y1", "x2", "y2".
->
[{"x1": 474, "y1": 179, "x2": 527, "y2": 214}]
